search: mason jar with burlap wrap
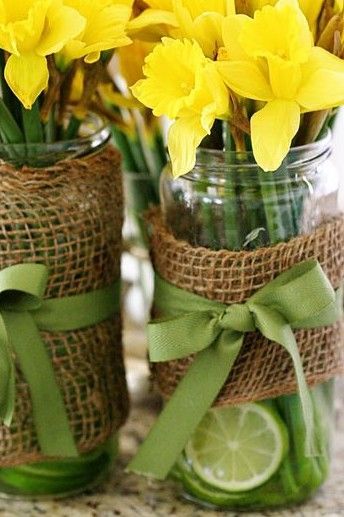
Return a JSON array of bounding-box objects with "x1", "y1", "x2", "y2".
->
[
  {"x1": 128, "y1": 132, "x2": 344, "y2": 510},
  {"x1": 0, "y1": 121, "x2": 128, "y2": 497}
]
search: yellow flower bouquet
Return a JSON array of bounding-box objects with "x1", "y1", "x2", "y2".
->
[
  {"x1": 126, "y1": 0, "x2": 344, "y2": 510},
  {"x1": 0, "y1": 0, "x2": 134, "y2": 163},
  {"x1": 130, "y1": 0, "x2": 344, "y2": 176}
]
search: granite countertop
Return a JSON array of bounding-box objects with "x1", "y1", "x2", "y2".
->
[{"x1": 1, "y1": 356, "x2": 344, "y2": 517}]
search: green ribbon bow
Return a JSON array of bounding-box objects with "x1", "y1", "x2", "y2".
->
[
  {"x1": 0, "y1": 263, "x2": 119, "y2": 458},
  {"x1": 128, "y1": 260, "x2": 342, "y2": 480}
]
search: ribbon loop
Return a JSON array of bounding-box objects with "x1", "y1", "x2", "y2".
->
[
  {"x1": 0, "y1": 264, "x2": 48, "y2": 312},
  {"x1": 128, "y1": 260, "x2": 342, "y2": 480}
]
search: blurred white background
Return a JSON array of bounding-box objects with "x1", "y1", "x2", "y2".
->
[{"x1": 333, "y1": 110, "x2": 344, "y2": 207}]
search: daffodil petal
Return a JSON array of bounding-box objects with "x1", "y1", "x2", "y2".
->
[
  {"x1": 128, "y1": 9, "x2": 178, "y2": 38},
  {"x1": 191, "y1": 63, "x2": 229, "y2": 118},
  {"x1": 0, "y1": 24, "x2": 18, "y2": 55},
  {"x1": 221, "y1": 14, "x2": 249, "y2": 60},
  {"x1": 217, "y1": 60, "x2": 273, "y2": 101},
  {"x1": 251, "y1": 99, "x2": 300, "y2": 172},
  {"x1": 297, "y1": 47, "x2": 344, "y2": 110},
  {"x1": 168, "y1": 116, "x2": 207, "y2": 177},
  {"x1": 62, "y1": 1, "x2": 132, "y2": 62},
  {"x1": 193, "y1": 12, "x2": 224, "y2": 58},
  {"x1": 5, "y1": 53, "x2": 49, "y2": 109},
  {"x1": 37, "y1": 3, "x2": 86, "y2": 56}
]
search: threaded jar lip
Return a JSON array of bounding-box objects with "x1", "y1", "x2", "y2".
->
[
  {"x1": 194, "y1": 130, "x2": 331, "y2": 169},
  {"x1": 163, "y1": 130, "x2": 333, "y2": 186},
  {"x1": 167, "y1": 129, "x2": 333, "y2": 181},
  {"x1": 0, "y1": 112, "x2": 111, "y2": 169}
]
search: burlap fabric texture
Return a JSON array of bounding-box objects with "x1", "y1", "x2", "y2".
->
[
  {"x1": 0, "y1": 145, "x2": 128, "y2": 467},
  {"x1": 148, "y1": 208, "x2": 344, "y2": 407}
]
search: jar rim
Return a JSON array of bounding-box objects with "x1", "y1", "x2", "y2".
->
[
  {"x1": 0, "y1": 113, "x2": 112, "y2": 168},
  {"x1": 0, "y1": 112, "x2": 111, "y2": 152},
  {"x1": 192, "y1": 129, "x2": 332, "y2": 172}
]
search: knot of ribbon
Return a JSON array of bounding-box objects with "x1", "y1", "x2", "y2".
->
[
  {"x1": 128, "y1": 260, "x2": 343, "y2": 480},
  {"x1": 218, "y1": 304, "x2": 255, "y2": 332},
  {"x1": 0, "y1": 263, "x2": 119, "y2": 458}
]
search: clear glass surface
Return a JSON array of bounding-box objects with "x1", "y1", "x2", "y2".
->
[{"x1": 0, "y1": 113, "x2": 111, "y2": 168}]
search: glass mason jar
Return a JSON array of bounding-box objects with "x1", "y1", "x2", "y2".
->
[
  {"x1": 0, "y1": 116, "x2": 119, "y2": 499},
  {"x1": 160, "y1": 132, "x2": 339, "y2": 510}
]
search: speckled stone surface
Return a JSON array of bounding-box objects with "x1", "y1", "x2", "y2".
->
[{"x1": 0, "y1": 359, "x2": 343, "y2": 517}]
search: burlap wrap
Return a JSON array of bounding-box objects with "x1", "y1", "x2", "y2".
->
[
  {"x1": 0, "y1": 145, "x2": 128, "y2": 467},
  {"x1": 147, "y1": 208, "x2": 344, "y2": 407}
]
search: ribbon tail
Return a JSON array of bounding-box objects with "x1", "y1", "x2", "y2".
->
[
  {"x1": 128, "y1": 332, "x2": 244, "y2": 480},
  {"x1": 279, "y1": 332, "x2": 317, "y2": 457},
  {"x1": 255, "y1": 305, "x2": 317, "y2": 457},
  {"x1": 0, "y1": 314, "x2": 15, "y2": 426},
  {"x1": 2, "y1": 311, "x2": 78, "y2": 458}
]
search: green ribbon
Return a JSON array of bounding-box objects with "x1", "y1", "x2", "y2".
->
[
  {"x1": 0, "y1": 263, "x2": 119, "y2": 458},
  {"x1": 128, "y1": 260, "x2": 343, "y2": 480}
]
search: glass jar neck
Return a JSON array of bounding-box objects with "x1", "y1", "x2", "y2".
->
[
  {"x1": 0, "y1": 113, "x2": 111, "y2": 169},
  {"x1": 181, "y1": 131, "x2": 333, "y2": 184}
]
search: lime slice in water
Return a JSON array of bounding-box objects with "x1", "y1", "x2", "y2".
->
[{"x1": 185, "y1": 403, "x2": 288, "y2": 492}]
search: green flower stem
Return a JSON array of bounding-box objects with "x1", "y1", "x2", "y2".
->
[
  {"x1": 196, "y1": 180, "x2": 220, "y2": 249},
  {"x1": 275, "y1": 180, "x2": 297, "y2": 239},
  {"x1": 146, "y1": 129, "x2": 167, "y2": 199},
  {"x1": 0, "y1": 98, "x2": 24, "y2": 144},
  {"x1": 259, "y1": 176, "x2": 288, "y2": 245},
  {"x1": 242, "y1": 171, "x2": 268, "y2": 250},
  {"x1": 278, "y1": 393, "x2": 324, "y2": 491},
  {"x1": 64, "y1": 115, "x2": 82, "y2": 140},
  {"x1": 223, "y1": 125, "x2": 241, "y2": 250},
  {"x1": 0, "y1": 438, "x2": 117, "y2": 496},
  {"x1": 223, "y1": 170, "x2": 242, "y2": 250},
  {"x1": 112, "y1": 125, "x2": 138, "y2": 172},
  {"x1": 0, "y1": 52, "x2": 22, "y2": 130},
  {"x1": 44, "y1": 108, "x2": 56, "y2": 144},
  {"x1": 153, "y1": 129, "x2": 167, "y2": 171},
  {"x1": 127, "y1": 132, "x2": 151, "y2": 175},
  {"x1": 22, "y1": 102, "x2": 44, "y2": 144}
]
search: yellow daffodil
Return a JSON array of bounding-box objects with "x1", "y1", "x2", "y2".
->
[
  {"x1": 217, "y1": 0, "x2": 344, "y2": 171},
  {"x1": 61, "y1": 0, "x2": 133, "y2": 65},
  {"x1": 237, "y1": 0, "x2": 325, "y2": 32},
  {"x1": 0, "y1": 0, "x2": 85, "y2": 109},
  {"x1": 129, "y1": 0, "x2": 235, "y2": 57},
  {"x1": 132, "y1": 38, "x2": 229, "y2": 176}
]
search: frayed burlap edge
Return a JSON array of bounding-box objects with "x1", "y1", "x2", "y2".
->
[
  {"x1": 147, "y1": 208, "x2": 344, "y2": 406},
  {"x1": 0, "y1": 145, "x2": 129, "y2": 467}
]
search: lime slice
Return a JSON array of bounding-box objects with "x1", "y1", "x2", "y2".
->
[{"x1": 185, "y1": 403, "x2": 288, "y2": 492}]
